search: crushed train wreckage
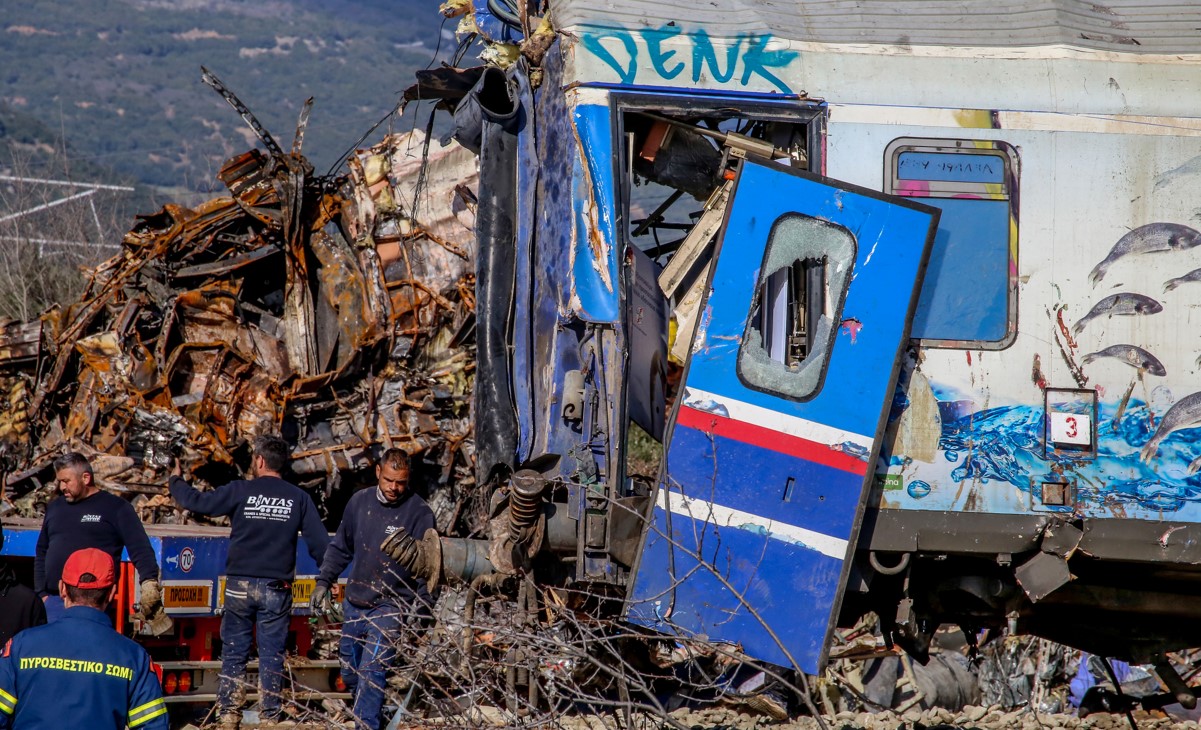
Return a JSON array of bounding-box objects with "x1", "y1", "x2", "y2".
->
[{"x1": 0, "y1": 98, "x2": 483, "y2": 535}]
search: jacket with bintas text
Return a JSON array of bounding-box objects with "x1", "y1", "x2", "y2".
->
[
  {"x1": 169, "y1": 475, "x2": 330, "y2": 581},
  {"x1": 0, "y1": 606, "x2": 167, "y2": 730}
]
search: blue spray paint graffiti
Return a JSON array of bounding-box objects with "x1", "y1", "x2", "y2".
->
[
  {"x1": 888, "y1": 382, "x2": 1201, "y2": 517},
  {"x1": 579, "y1": 26, "x2": 799, "y2": 94}
]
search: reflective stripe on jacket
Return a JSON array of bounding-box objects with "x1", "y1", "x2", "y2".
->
[{"x1": 0, "y1": 606, "x2": 167, "y2": 730}]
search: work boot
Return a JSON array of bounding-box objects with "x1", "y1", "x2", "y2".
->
[{"x1": 217, "y1": 711, "x2": 241, "y2": 730}]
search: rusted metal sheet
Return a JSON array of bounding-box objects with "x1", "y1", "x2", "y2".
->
[{"x1": 0, "y1": 320, "x2": 41, "y2": 367}]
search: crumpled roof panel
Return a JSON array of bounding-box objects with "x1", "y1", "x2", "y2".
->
[{"x1": 554, "y1": 0, "x2": 1201, "y2": 55}]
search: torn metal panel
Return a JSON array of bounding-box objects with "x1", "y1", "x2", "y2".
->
[
  {"x1": 569, "y1": 102, "x2": 621, "y2": 322},
  {"x1": 1041, "y1": 520, "x2": 1085, "y2": 558},
  {"x1": 511, "y1": 62, "x2": 539, "y2": 465},
  {"x1": 1015, "y1": 551, "x2": 1074, "y2": 603},
  {"x1": 656, "y1": 180, "x2": 729, "y2": 299},
  {"x1": 282, "y1": 244, "x2": 320, "y2": 378},
  {"x1": 528, "y1": 45, "x2": 596, "y2": 473},
  {"x1": 310, "y1": 225, "x2": 382, "y2": 370},
  {"x1": 171, "y1": 245, "x2": 280, "y2": 280},
  {"x1": 1014, "y1": 519, "x2": 1083, "y2": 602},
  {"x1": 348, "y1": 130, "x2": 476, "y2": 296}
]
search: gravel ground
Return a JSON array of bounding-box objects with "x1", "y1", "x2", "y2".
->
[
  {"x1": 555, "y1": 706, "x2": 1199, "y2": 730},
  {"x1": 662, "y1": 705, "x2": 1196, "y2": 730}
]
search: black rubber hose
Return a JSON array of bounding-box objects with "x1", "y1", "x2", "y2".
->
[{"x1": 473, "y1": 67, "x2": 522, "y2": 487}]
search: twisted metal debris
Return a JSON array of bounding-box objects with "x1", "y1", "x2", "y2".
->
[{"x1": 0, "y1": 117, "x2": 483, "y2": 533}]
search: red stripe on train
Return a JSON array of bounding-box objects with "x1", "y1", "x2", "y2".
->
[{"x1": 675, "y1": 405, "x2": 869, "y2": 476}]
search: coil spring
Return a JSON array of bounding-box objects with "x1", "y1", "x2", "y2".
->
[{"x1": 508, "y1": 470, "x2": 545, "y2": 543}]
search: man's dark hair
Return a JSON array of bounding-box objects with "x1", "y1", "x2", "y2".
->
[
  {"x1": 379, "y1": 448, "x2": 410, "y2": 471},
  {"x1": 64, "y1": 574, "x2": 110, "y2": 609},
  {"x1": 253, "y1": 435, "x2": 290, "y2": 473},
  {"x1": 52, "y1": 452, "x2": 93, "y2": 476}
]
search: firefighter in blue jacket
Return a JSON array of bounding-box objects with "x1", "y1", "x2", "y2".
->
[{"x1": 0, "y1": 548, "x2": 168, "y2": 730}]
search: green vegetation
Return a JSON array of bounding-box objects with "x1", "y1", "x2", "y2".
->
[{"x1": 0, "y1": 0, "x2": 445, "y2": 190}]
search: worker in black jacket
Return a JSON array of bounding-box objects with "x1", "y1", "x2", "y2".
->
[
  {"x1": 169, "y1": 435, "x2": 329, "y2": 728},
  {"x1": 34, "y1": 452, "x2": 161, "y2": 623},
  {"x1": 0, "y1": 521, "x2": 45, "y2": 647},
  {"x1": 312, "y1": 448, "x2": 435, "y2": 730}
]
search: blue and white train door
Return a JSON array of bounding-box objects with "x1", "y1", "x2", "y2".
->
[{"x1": 625, "y1": 157, "x2": 939, "y2": 673}]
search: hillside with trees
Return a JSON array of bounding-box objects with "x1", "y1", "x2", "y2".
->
[{"x1": 0, "y1": 0, "x2": 446, "y2": 191}]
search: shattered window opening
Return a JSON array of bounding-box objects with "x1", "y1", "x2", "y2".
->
[
  {"x1": 738, "y1": 214, "x2": 855, "y2": 402},
  {"x1": 619, "y1": 107, "x2": 811, "y2": 265},
  {"x1": 754, "y1": 256, "x2": 826, "y2": 368},
  {"x1": 614, "y1": 100, "x2": 817, "y2": 467},
  {"x1": 623, "y1": 115, "x2": 720, "y2": 258}
]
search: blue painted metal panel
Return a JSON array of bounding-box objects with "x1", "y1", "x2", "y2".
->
[
  {"x1": 627, "y1": 160, "x2": 938, "y2": 673},
  {"x1": 529, "y1": 48, "x2": 595, "y2": 471},
  {"x1": 628, "y1": 505, "x2": 844, "y2": 668},
  {"x1": 683, "y1": 163, "x2": 938, "y2": 437},
  {"x1": 470, "y1": 0, "x2": 524, "y2": 44},
  {"x1": 665, "y1": 426, "x2": 864, "y2": 538},
  {"x1": 1, "y1": 525, "x2": 41, "y2": 558},
  {"x1": 570, "y1": 104, "x2": 621, "y2": 324},
  {"x1": 2, "y1": 524, "x2": 132, "y2": 563}
]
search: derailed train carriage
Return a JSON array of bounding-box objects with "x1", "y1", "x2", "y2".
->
[
  {"x1": 401, "y1": 0, "x2": 1201, "y2": 707},
  {"x1": 5, "y1": 0, "x2": 1201, "y2": 715}
]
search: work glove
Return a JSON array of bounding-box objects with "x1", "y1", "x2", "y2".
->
[
  {"x1": 381, "y1": 526, "x2": 427, "y2": 575},
  {"x1": 136, "y1": 579, "x2": 173, "y2": 636},
  {"x1": 139, "y1": 579, "x2": 162, "y2": 613},
  {"x1": 311, "y1": 582, "x2": 335, "y2": 617}
]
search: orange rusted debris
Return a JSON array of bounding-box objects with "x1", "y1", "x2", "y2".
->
[{"x1": 0, "y1": 129, "x2": 481, "y2": 532}]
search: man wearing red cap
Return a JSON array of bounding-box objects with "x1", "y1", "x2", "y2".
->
[{"x1": 0, "y1": 548, "x2": 168, "y2": 730}]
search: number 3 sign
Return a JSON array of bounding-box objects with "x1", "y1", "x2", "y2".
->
[{"x1": 1050, "y1": 411, "x2": 1092, "y2": 447}]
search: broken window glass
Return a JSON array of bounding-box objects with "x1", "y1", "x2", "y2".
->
[{"x1": 738, "y1": 214, "x2": 855, "y2": 401}]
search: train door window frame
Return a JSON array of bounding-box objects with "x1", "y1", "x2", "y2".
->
[
  {"x1": 608, "y1": 91, "x2": 828, "y2": 427},
  {"x1": 737, "y1": 213, "x2": 856, "y2": 402},
  {"x1": 884, "y1": 137, "x2": 1019, "y2": 350}
]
